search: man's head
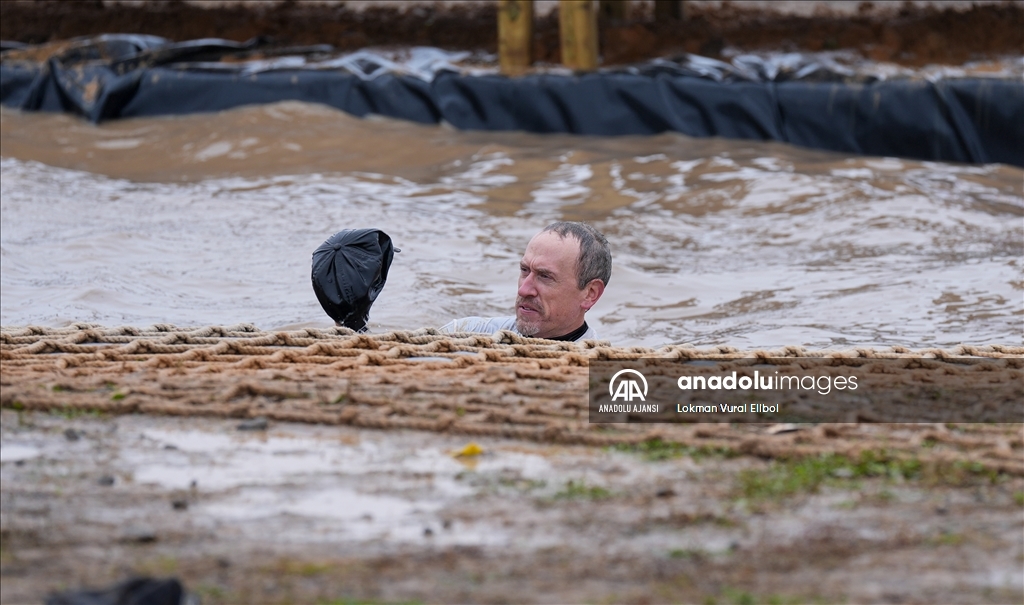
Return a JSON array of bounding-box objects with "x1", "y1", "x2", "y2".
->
[{"x1": 516, "y1": 221, "x2": 611, "y2": 339}]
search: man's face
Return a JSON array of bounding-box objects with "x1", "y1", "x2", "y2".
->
[{"x1": 516, "y1": 231, "x2": 598, "y2": 339}]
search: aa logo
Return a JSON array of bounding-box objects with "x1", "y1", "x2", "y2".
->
[{"x1": 609, "y1": 369, "x2": 648, "y2": 402}]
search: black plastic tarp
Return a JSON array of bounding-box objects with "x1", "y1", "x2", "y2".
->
[{"x1": 2, "y1": 35, "x2": 1021, "y2": 167}]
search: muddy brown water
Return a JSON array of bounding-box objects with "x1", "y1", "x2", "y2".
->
[
  {"x1": 1, "y1": 102, "x2": 1022, "y2": 348},
  {"x1": 1, "y1": 99, "x2": 1023, "y2": 603}
]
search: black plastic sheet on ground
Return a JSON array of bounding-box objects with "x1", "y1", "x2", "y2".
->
[{"x1": 2, "y1": 35, "x2": 1021, "y2": 167}]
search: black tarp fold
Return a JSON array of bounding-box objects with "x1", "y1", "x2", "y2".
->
[{"x1": 3, "y1": 35, "x2": 1021, "y2": 167}]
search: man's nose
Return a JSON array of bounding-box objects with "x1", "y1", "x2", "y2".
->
[{"x1": 518, "y1": 274, "x2": 537, "y2": 297}]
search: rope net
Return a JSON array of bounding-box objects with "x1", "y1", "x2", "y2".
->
[{"x1": 2, "y1": 324, "x2": 1021, "y2": 475}]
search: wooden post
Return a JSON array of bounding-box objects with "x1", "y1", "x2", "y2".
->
[
  {"x1": 559, "y1": 0, "x2": 598, "y2": 70},
  {"x1": 598, "y1": 0, "x2": 627, "y2": 22},
  {"x1": 498, "y1": 0, "x2": 533, "y2": 74}
]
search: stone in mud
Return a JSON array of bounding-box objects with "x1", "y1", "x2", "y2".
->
[
  {"x1": 119, "y1": 527, "x2": 157, "y2": 544},
  {"x1": 236, "y1": 416, "x2": 268, "y2": 431}
]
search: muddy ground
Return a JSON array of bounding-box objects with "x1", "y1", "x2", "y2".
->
[
  {"x1": 1, "y1": 327, "x2": 1023, "y2": 603},
  {"x1": 1, "y1": 1, "x2": 1022, "y2": 67},
  {"x1": 2, "y1": 409, "x2": 1022, "y2": 604}
]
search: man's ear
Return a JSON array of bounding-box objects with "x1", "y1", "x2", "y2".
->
[{"x1": 580, "y1": 279, "x2": 605, "y2": 311}]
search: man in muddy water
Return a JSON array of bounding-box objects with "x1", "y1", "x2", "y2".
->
[{"x1": 440, "y1": 221, "x2": 610, "y2": 342}]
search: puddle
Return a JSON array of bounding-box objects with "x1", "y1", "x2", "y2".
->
[
  {"x1": 124, "y1": 423, "x2": 559, "y2": 546},
  {"x1": 0, "y1": 443, "x2": 43, "y2": 463}
]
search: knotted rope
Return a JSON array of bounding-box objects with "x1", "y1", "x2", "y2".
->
[{"x1": 2, "y1": 324, "x2": 1021, "y2": 475}]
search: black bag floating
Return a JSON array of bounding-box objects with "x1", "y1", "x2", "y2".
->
[
  {"x1": 311, "y1": 229, "x2": 396, "y2": 332},
  {"x1": 45, "y1": 577, "x2": 184, "y2": 605}
]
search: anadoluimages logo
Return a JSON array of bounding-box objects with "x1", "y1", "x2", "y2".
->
[{"x1": 609, "y1": 369, "x2": 648, "y2": 402}]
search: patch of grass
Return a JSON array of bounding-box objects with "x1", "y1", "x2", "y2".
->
[
  {"x1": 764, "y1": 596, "x2": 818, "y2": 605},
  {"x1": 711, "y1": 514, "x2": 739, "y2": 527},
  {"x1": 705, "y1": 589, "x2": 816, "y2": 605},
  {"x1": 135, "y1": 555, "x2": 179, "y2": 575},
  {"x1": 318, "y1": 599, "x2": 423, "y2": 605},
  {"x1": 0, "y1": 538, "x2": 13, "y2": 564},
  {"x1": 930, "y1": 531, "x2": 966, "y2": 547},
  {"x1": 875, "y1": 489, "x2": 897, "y2": 503},
  {"x1": 724, "y1": 590, "x2": 757, "y2": 605},
  {"x1": 668, "y1": 548, "x2": 706, "y2": 560},
  {"x1": 737, "y1": 451, "x2": 924, "y2": 502},
  {"x1": 110, "y1": 392, "x2": 126, "y2": 401},
  {"x1": 1014, "y1": 491, "x2": 1024, "y2": 507},
  {"x1": 48, "y1": 407, "x2": 104, "y2": 420},
  {"x1": 194, "y1": 584, "x2": 227, "y2": 602},
  {"x1": 849, "y1": 450, "x2": 922, "y2": 480},
  {"x1": 612, "y1": 437, "x2": 737, "y2": 462},
  {"x1": 935, "y1": 460, "x2": 1002, "y2": 485},
  {"x1": 278, "y1": 556, "x2": 329, "y2": 577},
  {"x1": 553, "y1": 479, "x2": 611, "y2": 500},
  {"x1": 497, "y1": 477, "x2": 546, "y2": 491}
]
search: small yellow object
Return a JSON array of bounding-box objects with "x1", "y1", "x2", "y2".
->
[{"x1": 453, "y1": 442, "x2": 484, "y2": 458}]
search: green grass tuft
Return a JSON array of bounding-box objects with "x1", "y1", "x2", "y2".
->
[
  {"x1": 318, "y1": 599, "x2": 423, "y2": 605},
  {"x1": 706, "y1": 588, "x2": 812, "y2": 605},
  {"x1": 739, "y1": 449, "x2": 1006, "y2": 503},
  {"x1": 553, "y1": 479, "x2": 612, "y2": 500},
  {"x1": 930, "y1": 531, "x2": 966, "y2": 547},
  {"x1": 668, "y1": 548, "x2": 705, "y2": 560},
  {"x1": 48, "y1": 407, "x2": 104, "y2": 419},
  {"x1": 497, "y1": 477, "x2": 546, "y2": 491},
  {"x1": 612, "y1": 438, "x2": 736, "y2": 461},
  {"x1": 738, "y1": 451, "x2": 923, "y2": 502}
]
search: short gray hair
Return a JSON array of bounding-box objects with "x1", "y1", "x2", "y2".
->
[{"x1": 542, "y1": 221, "x2": 612, "y2": 290}]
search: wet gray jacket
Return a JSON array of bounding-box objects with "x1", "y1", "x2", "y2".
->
[{"x1": 440, "y1": 316, "x2": 597, "y2": 342}]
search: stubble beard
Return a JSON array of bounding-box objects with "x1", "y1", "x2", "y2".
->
[{"x1": 515, "y1": 296, "x2": 542, "y2": 336}]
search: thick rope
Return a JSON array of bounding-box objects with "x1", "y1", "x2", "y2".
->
[{"x1": 2, "y1": 324, "x2": 1021, "y2": 475}]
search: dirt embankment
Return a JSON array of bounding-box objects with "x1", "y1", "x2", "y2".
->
[{"x1": 1, "y1": 1, "x2": 1022, "y2": 66}]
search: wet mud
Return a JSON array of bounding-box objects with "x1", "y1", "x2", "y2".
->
[
  {"x1": 2, "y1": 410, "x2": 1022, "y2": 604},
  {"x1": 1, "y1": 1, "x2": 1022, "y2": 67}
]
